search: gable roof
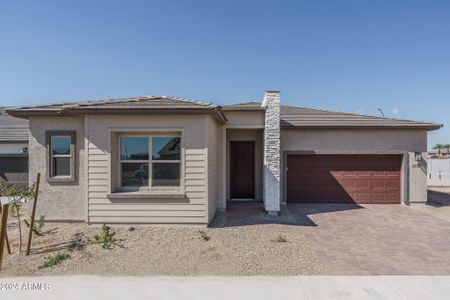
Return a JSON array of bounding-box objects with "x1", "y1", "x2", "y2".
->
[
  {"x1": 0, "y1": 108, "x2": 28, "y2": 142},
  {"x1": 7, "y1": 96, "x2": 227, "y2": 122}
]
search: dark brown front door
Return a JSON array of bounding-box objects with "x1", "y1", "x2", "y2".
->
[
  {"x1": 287, "y1": 154, "x2": 402, "y2": 204},
  {"x1": 230, "y1": 141, "x2": 255, "y2": 199}
]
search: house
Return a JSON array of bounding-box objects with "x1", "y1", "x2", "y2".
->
[
  {"x1": 0, "y1": 109, "x2": 29, "y2": 187},
  {"x1": 7, "y1": 91, "x2": 442, "y2": 224}
]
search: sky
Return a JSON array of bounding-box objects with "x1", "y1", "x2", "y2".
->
[{"x1": 0, "y1": 0, "x2": 449, "y2": 149}]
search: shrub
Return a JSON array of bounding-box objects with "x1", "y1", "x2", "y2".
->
[
  {"x1": 271, "y1": 235, "x2": 288, "y2": 243},
  {"x1": 0, "y1": 180, "x2": 35, "y2": 252},
  {"x1": 94, "y1": 223, "x2": 116, "y2": 249},
  {"x1": 198, "y1": 230, "x2": 211, "y2": 241},
  {"x1": 41, "y1": 252, "x2": 70, "y2": 268},
  {"x1": 24, "y1": 215, "x2": 46, "y2": 236}
]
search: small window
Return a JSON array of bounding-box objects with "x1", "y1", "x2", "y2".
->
[
  {"x1": 46, "y1": 131, "x2": 76, "y2": 182},
  {"x1": 119, "y1": 135, "x2": 181, "y2": 188}
]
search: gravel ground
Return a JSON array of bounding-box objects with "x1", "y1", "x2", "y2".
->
[{"x1": 1, "y1": 215, "x2": 324, "y2": 276}]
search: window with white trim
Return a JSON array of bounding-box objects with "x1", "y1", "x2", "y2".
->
[{"x1": 119, "y1": 135, "x2": 181, "y2": 188}]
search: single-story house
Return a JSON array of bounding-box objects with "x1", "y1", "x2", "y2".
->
[
  {"x1": 0, "y1": 109, "x2": 29, "y2": 187},
  {"x1": 7, "y1": 91, "x2": 442, "y2": 225}
]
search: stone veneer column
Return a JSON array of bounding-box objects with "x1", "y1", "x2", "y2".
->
[{"x1": 262, "y1": 91, "x2": 281, "y2": 215}]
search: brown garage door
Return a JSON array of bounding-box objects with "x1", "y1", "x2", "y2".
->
[{"x1": 286, "y1": 154, "x2": 402, "y2": 204}]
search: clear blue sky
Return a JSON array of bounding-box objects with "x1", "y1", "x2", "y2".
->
[{"x1": 1, "y1": 0, "x2": 448, "y2": 149}]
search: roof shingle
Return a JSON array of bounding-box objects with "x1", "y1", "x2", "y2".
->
[
  {"x1": 6, "y1": 97, "x2": 442, "y2": 130},
  {"x1": 280, "y1": 105, "x2": 441, "y2": 130},
  {"x1": 223, "y1": 101, "x2": 441, "y2": 130},
  {"x1": 0, "y1": 109, "x2": 28, "y2": 142}
]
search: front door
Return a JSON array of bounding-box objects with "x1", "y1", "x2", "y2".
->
[{"x1": 230, "y1": 141, "x2": 255, "y2": 199}]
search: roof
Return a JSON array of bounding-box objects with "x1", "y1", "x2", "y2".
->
[
  {"x1": 280, "y1": 105, "x2": 442, "y2": 130},
  {"x1": 222, "y1": 101, "x2": 266, "y2": 111},
  {"x1": 6, "y1": 96, "x2": 442, "y2": 130},
  {"x1": 0, "y1": 108, "x2": 28, "y2": 142},
  {"x1": 223, "y1": 101, "x2": 441, "y2": 130},
  {"x1": 7, "y1": 96, "x2": 227, "y2": 123}
]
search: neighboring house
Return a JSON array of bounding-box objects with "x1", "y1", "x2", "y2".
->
[
  {"x1": 0, "y1": 108, "x2": 29, "y2": 187},
  {"x1": 7, "y1": 91, "x2": 442, "y2": 224}
]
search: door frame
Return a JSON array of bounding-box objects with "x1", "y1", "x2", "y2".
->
[{"x1": 230, "y1": 141, "x2": 256, "y2": 200}]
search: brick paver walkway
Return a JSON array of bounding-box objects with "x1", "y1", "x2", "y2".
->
[
  {"x1": 220, "y1": 202, "x2": 450, "y2": 275},
  {"x1": 290, "y1": 204, "x2": 450, "y2": 275}
]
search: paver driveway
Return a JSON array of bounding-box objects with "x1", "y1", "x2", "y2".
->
[
  {"x1": 289, "y1": 204, "x2": 450, "y2": 275},
  {"x1": 218, "y1": 202, "x2": 450, "y2": 275}
]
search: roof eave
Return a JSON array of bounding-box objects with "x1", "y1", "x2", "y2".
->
[
  {"x1": 221, "y1": 107, "x2": 266, "y2": 111},
  {"x1": 280, "y1": 125, "x2": 443, "y2": 131},
  {"x1": 6, "y1": 107, "x2": 228, "y2": 123}
]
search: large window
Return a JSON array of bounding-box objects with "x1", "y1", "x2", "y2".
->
[
  {"x1": 46, "y1": 131, "x2": 76, "y2": 182},
  {"x1": 119, "y1": 135, "x2": 181, "y2": 188}
]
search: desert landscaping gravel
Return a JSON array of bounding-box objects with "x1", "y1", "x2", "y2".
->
[{"x1": 1, "y1": 217, "x2": 324, "y2": 276}]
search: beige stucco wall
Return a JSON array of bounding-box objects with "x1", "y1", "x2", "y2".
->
[
  {"x1": 408, "y1": 152, "x2": 428, "y2": 203},
  {"x1": 226, "y1": 129, "x2": 264, "y2": 201},
  {"x1": 280, "y1": 129, "x2": 428, "y2": 204},
  {"x1": 86, "y1": 114, "x2": 211, "y2": 225},
  {"x1": 223, "y1": 111, "x2": 265, "y2": 126},
  {"x1": 28, "y1": 116, "x2": 85, "y2": 221}
]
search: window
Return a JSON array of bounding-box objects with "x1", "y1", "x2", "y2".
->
[
  {"x1": 46, "y1": 131, "x2": 76, "y2": 181},
  {"x1": 119, "y1": 135, "x2": 181, "y2": 188}
]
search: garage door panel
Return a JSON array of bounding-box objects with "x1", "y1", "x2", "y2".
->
[
  {"x1": 356, "y1": 171, "x2": 370, "y2": 177},
  {"x1": 0, "y1": 157, "x2": 29, "y2": 188},
  {"x1": 287, "y1": 154, "x2": 401, "y2": 204},
  {"x1": 355, "y1": 179, "x2": 370, "y2": 189},
  {"x1": 385, "y1": 181, "x2": 400, "y2": 189}
]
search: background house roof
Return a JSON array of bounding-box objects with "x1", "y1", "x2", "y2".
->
[{"x1": 0, "y1": 108, "x2": 28, "y2": 142}]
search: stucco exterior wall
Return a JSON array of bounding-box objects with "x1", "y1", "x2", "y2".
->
[
  {"x1": 408, "y1": 152, "x2": 428, "y2": 203},
  {"x1": 28, "y1": 116, "x2": 85, "y2": 221},
  {"x1": 86, "y1": 114, "x2": 210, "y2": 225},
  {"x1": 280, "y1": 129, "x2": 428, "y2": 204},
  {"x1": 281, "y1": 129, "x2": 427, "y2": 152},
  {"x1": 223, "y1": 111, "x2": 265, "y2": 126}
]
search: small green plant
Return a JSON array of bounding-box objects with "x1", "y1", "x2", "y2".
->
[
  {"x1": 41, "y1": 252, "x2": 70, "y2": 268},
  {"x1": 24, "y1": 215, "x2": 46, "y2": 236},
  {"x1": 198, "y1": 230, "x2": 211, "y2": 241},
  {"x1": 94, "y1": 223, "x2": 116, "y2": 249},
  {"x1": 271, "y1": 235, "x2": 288, "y2": 243},
  {"x1": 0, "y1": 180, "x2": 35, "y2": 252}
]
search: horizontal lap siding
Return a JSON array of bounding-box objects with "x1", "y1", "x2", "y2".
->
[{"x1": 87, "y1": 115, "x2": 208, "y2": 224}]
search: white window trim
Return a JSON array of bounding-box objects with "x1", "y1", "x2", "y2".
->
[{"x1": 118, "y1": 133, "x2": 182, "y2": 191}]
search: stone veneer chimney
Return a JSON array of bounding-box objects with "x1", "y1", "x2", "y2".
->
[{"x1": 262, "y1": 91, "x2": 281, "y2": 215}]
